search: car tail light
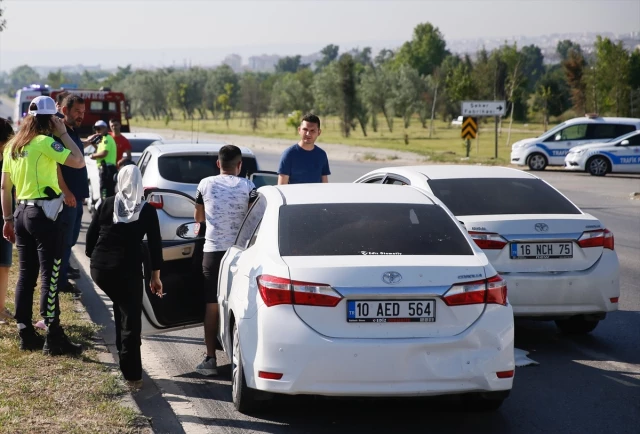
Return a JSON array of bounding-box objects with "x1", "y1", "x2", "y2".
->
[
  {"x1": 468, "y1": 231, "x2": 508, "y2": 250},
  {"x1": 496, "y1": 370, "x2": 514, "y2": 379},
  {"x1": 443, "y1": 275, "x2": 508, "y2": 306},
  {"x1": 578, "y1": 229, "x2": 614, "y2": 250},
  {"x1": 144, "y1": 189, "x2": 164, "y2": 209},
  {"x1": 257, "y1": 275, "x2": 342, "y2": 307}
]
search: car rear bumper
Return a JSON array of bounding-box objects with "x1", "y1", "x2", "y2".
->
[
  {"x1": 500, "y1": 250, "x2": 619, "y2": 317},
  {"x1": 238, "y1": 304, "x2": 514, "y2": 397}
]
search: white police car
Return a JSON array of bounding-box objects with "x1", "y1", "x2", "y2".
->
[
  {"x1": 510, "y1": 116, "x2": 640, "y2": 171},
  {"x1": 565, "y1": 130, "x2": 640, "y2": 176}
]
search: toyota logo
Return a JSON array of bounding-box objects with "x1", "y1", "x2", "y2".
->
[
  {"x1": 534, "y1": 223, "x2": 549, "y2": 232},
  {"x1": 382, "y1": 271, "x2": 402, "y2": 284}
]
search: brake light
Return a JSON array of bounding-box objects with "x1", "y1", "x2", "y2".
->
[
  {"x1": 443, "y1": 275, "x2": 508, "y2": 306},
  {"x1": 144, "y1": 188, "x2": 164, "y2": 209},
  {"x1": 468, "y1": 231, "x2": 508, "y2": 250},
  {"x1": 257, "y1": 275, "x2": 342, "y2": 307},
  {"x1": 496, "y1": 370, "x2": 514, "y2": 379},
  {"x1": 578, "y1": 229, "x2": 614, "y2": 250},
  {"x1": 258, "y1": 371, "x2": 283, "y2": 380}
]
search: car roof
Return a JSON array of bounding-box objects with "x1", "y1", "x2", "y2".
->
[
  {"x1": 563, "y1": 116, "x2": 640, "y2": 126},
  {"x1": 122, "y1": 132, "x2": 163, "y2": 140},
  {"x1": 367, "y1": 165, "x2": 536, "y2": 180},
  {"x1": 147, "y1": 141, "x2": 255, "y2": 156},
  {"x1": 266, "y1": 183, "x2": 437, "y2": 205}
]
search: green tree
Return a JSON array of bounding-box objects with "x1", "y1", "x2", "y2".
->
[
  {"x1": 205, "y1": 65, "x2": 239, "y2": 117},
  {"x1": 629, "y1": 49, "x2": 640, "y2": 117},
  {"x1": 336, "y1": 54, "x2": 358, "y2": 137},
  {"x1": 46, "y1": 69, "x2": 66, "y2": 88},
  {"x1": 276, "y1": 55, "x2": 305, "y2": 74},
  {"x1": 217, "y1": 83, "x2": 234, "y2": 126},
  {"x1": 394, "y1": 22, "x2": 449, "y2": 76},
  {"x1": 361, "y1": 65, "x2": 395, "y2": 132},
  {"x1": 563, "y1": 48, "x2": 588, "y2": 115},
  {"x1": 557, "y1": 40, "x2": 582, "y2": 61},
  {"x1": 240, "y1": 73, "x2": 269, "y2": 131},
  {"x1": 590, "y1": 36, "x2": 631, "y2": 116},
  {"x1": 315, "y1": 44, "x2": 340, "y2": 71},
  {"x1": 520, "y1": 45, "x2": 545, "y2": 92},
  {"x1": 0, "y1": 0, "x2": 6, "y2": 32},
  {"x1": 312, "y1": 63, "x2": 341, "y2": 116},
  {"x1": 9, "y1": 65, "x2": 41, "y2": 90},
  {"x1": 270, "y1": 72, "x2": 313, "y2": 115}
]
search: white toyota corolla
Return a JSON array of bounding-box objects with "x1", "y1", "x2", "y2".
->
[
  {"x1": 211, "y1": 184, "x2": 514, "y2": 413},
  {"x1": 355, "y1": 166, "x2": 620, "y2": 334}
]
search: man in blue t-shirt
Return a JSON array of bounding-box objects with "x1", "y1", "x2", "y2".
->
[{"x1": 277, "y1": 113, "x2": 331, "y2": 185}]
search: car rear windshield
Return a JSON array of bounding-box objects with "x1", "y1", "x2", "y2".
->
[
  {"x1": 158, "y1": 155, "x2": 258, "y2": 184},
  {"x1": 427, "y1": 178, "x2": 581, "y2": 216},
  {"x1": 279, "y1": 203, "x2": 473, "y2": 256},
  {"x1": 129, "y1": 138, "x2": 158, "y2": 153}
]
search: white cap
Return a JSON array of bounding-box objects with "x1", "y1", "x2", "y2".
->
[
  {"x1": 28, "y1": 96, "x2": 57, "y2": 116},
  {"x1": 94, "y1": 120, "x2": 108, "y2": 128}
]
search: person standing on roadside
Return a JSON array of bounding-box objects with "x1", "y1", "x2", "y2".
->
[
  {"x1": 0, "y1": 118, "x2": 15, "y2": 325},
  {"x1": 193, "y1": 145, "x2": 257, "y2": 376},
  {"x1": 1, "y1": 96, "x2": 85, "y2": 355},
  {"x1": 53, "y1": 94, "x2": 90, "y2": 299},
  {"x1": 277, "y1": 113, "x2": 331, "y2": 185},
  {"x1": 86, "y1": 164, "x2": 164, "y2": 390},
  {"x1": 88, "y1": 120, "x2": 117, "y2": 198},
  {"x1": 109, "y1": 118, "x2": 133, "y2": 169}
]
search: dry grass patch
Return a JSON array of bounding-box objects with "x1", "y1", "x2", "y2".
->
[{"x1": 0, "y1": 251, "x2": 148, "y2": 434}]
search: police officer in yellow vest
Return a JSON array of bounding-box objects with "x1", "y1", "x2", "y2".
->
[
  {"x1": 0, "y1": 96, "x2": 86, "y2": 355},
  {"x1": 89, "y1": 120, "x2": 117, "y2": 199}
]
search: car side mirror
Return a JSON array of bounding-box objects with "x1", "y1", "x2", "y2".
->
[
  {"x1": 619, "y1": 139, "x2": 630, "y2": 146},
  {"x1": 555, "y1": 133, "x2": 562, "y2": 141},
  {"x1": 176, "y1": 222, "x2": 201, "y2": 240}
]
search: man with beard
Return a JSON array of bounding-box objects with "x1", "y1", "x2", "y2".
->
[{"x1": 53, "y1": 94, "x2": 90, "y2": 298}]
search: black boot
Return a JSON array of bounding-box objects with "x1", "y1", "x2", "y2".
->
[
  {"x1": 43, "y1": 324, "x2": 83, "y2": 356},
  {"x1": 18, "y1": 325, "x2": 45, "y2": 351}
]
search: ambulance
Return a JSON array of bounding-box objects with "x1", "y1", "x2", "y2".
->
[{"x1": 13, "y1": 84, "x2": 52, "y2": 129}]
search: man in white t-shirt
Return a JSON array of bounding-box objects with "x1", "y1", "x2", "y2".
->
[{"x1": 193, "y1": 145, "x2": 257, "y2": 376}]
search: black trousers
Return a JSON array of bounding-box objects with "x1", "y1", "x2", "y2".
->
[
  {"x1": 14, "y1": 203, "x2": 68, "y2": 327},
  {"x1": 91, "y1": 267, "x2": 143, "y2": 381},
  {"x1": 99, "y1": 164, "x2": 117, "y2": 199}
]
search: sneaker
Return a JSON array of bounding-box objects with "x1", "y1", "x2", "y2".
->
[
  {"x1": 19, "y1": 325, "x2": 45, "y2": 351},
  {"x1": 195, "y1": 356, "x2": 218, "y2": 376},
  {"x1": 43, "y1": 324, "x2": 83, "y2": 356},
  {"x1": 60, "y1": 282, "x2": 82, "y2": 299},
  {"x1": 0, "y1": 308, "x2": 14, "y2": 325}
]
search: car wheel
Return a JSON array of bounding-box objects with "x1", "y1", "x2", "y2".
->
[
  {"x1": 555, "y1": 316, "x2": 600, "y2": 334},
  {"x1": 587, "y1": 156, "x2": 609, "y2": 176},
  {"x1": 461, "y1": 391, "x2": 509, "y2": 412},
  {"x1": 527, "y1": 153, "x2": 547, "y2": 171},
  {"x1": 231, "y1": 321, "x2": 260, "y2": 414}
]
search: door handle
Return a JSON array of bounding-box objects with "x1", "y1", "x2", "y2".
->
[{"x1": 181, "y1": 247, "x2": 192, "y2": 256}]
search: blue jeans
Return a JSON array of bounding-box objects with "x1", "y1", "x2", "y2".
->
[{"x1": 59, "y1": 204, "x2": 84, "y2": 287}]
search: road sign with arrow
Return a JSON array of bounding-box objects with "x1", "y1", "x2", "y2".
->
[
  {"x1": 462, "y1": 101, "x2": 506, "y2": 116},
  {"x1": 461, "y1": 117, "x2": 477, "y2": 140}
]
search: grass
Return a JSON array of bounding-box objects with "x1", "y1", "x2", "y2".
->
[
  {"x1": 0, "y1": 251, "x2": 148, "y2": 434},
  {"x1": 134, "y1": 114, "x2": 553, "y2": 165}
]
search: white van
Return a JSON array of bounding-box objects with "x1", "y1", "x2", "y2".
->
[
  {"x1": 13, "y1": 85, "x2": 52, "y2": 129},
  {"x1": 510, "y1": 115, "x2": 640, "y2": 170}
]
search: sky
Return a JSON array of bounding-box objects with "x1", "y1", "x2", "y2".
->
[{"x1": 0, "y1": 0, "x2": 638, "y2": 72}]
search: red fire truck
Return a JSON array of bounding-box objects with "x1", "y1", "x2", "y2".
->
[{"x1": 50, "y1": 88, "x2": 131, "y2": 137}]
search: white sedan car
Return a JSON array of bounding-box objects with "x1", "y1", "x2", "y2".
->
[
  {"x1": 138, "y1": 184, "x2": 515, "y2": 414},
  {"x1": 355, "y1": 166, "x2": 620, "y2": 334},
  {"x1": 565, "y1": 130, "x2": 640, "y2": 176}
]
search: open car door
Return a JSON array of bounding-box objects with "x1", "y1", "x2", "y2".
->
[
  {"x1": 140, "y1": 188, "x2": 205, "y2": 336},
  {"x1": 248, "y1": 170, "x2": 278, "y2": 188}
]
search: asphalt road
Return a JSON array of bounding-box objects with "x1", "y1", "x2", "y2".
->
[{"x1": 73, "y1": 153, "x2": 640, "y2": 434}]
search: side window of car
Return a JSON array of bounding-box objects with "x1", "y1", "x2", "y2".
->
[
  {"x1": 558, "y1": 124, "x2": 588, "y2": 141},
  {"x1": 138, "y1": 152, "x2": 151, "y2": 176},
  {"x1": 588, "y1": 124, "x2": 618, "y2": 140},
  {"x1": 625, "y1": 134, "x2": 640, "y2": 146},
  {"x1": 614, "y1": 124, "x2": 635, "y2": 137},
  {"x1": 364, "y1": 177, "x2": 384, "y2": 184},
  {"x1": 235, "y1": 196, "x2": 267, "y2": 249},
  {"x1": 384, "y1": 176, "x2": 410, "y2": 186}
]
